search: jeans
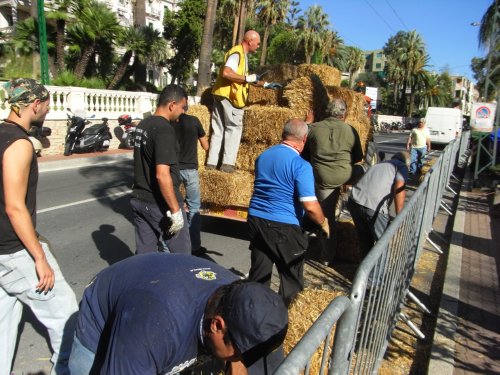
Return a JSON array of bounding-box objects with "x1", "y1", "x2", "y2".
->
[
  {"x1": 207, "y1": 97, "x2": 244, "y2": 166},
  {"x1": 0, "y1": 241, "x2": 78, "y2": 375},
  {"x1": 410, "y1": 147, "x2": 426, "y2": 174},
  {"x1": 68, "y1": 335, "x2": 95, "y2": 375},
  {"x1": 180, "y1": 169, "x2": 202, "y2": 251},
  {"x1": 130, "y1": 197, "x2": 191, "y2": 255}
]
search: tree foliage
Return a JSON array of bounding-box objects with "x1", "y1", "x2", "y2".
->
[{"x1": 164, "y1": 0, "x2": 205, "y2": 85}]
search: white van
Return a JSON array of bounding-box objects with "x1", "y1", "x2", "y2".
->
[{"x1": 425, "y1": 107, "x2": 462, "y2": 145}]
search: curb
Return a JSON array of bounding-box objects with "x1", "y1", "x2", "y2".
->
[
  {"x1": 38, "y1": 152, "x2": 133, "y2": 173},
  {"x1": 427, "y1": 166, "x2": 470, "y2": 373}
]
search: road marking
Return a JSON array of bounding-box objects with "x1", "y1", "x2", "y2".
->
[
  {"x1": 37, "y1": 190, "x2": 131, "y2": 214},
  {"x1": 377, "y1": 138, "x2": 402, "y2": 143}
]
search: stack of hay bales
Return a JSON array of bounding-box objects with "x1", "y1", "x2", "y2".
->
[
  {"x1": 284, "y1": 288, "x2": 345, "y2": 373},
  {"x1": 188, "y1": 63, "x2": 372, "y2": 209}
]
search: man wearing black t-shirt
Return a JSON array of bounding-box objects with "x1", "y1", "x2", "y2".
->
[
  {"x1": 131, "y1": 84, "x2": 191, "y2": 254},
  {"x1": 173, "y1": 114, "x2": 209, "y2": 255}
]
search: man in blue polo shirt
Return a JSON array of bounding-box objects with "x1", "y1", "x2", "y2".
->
[
  {"x1": 68, "y1": 254, "x2": 288, "y2": 374},
  {"x1": 248, "y1": 118, "x2": 329, "y2": 306}
]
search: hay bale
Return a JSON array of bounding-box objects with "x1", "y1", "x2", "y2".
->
[
  {"x1": 236, "y1": 142, "x2": 269, "y2": 172},
  {"x1": 285, "y1": 288, "x2": 345, "y2": 374},
  {"x1": 247, "y1": 85, "x2": 283, "y2": 106},
  {"x1": 256, "y1": 63, "x2": 300, "y2": 84},
  {"x1": 242, "y1": 105, "x2": 296, "y2": 145},
  {"x1": 282, "y1": 75, "x2": 331, "y2": 121},
  {"x1": 200, "y1": 169, "x2": 254, "y2": 207},
  {"x1": 335, "y1": 219, "x2": 362, "y2": 263},
  {"x1": 256, "y1": 63, "x2": 341, "y2": 87},
  {"x1": 297, "y1": 64, "x2": 341, "y2": 87},
  {"x1": 187, "y1": 104, "x2": 211, "y2": 134}
]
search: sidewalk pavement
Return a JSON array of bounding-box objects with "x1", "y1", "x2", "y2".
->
[
  {"x1": 429, "y1": 169, "x2": 500, "y2": 374},
  {"x1": 38, "y1": 148, "x2": 132, "y2": 172}
]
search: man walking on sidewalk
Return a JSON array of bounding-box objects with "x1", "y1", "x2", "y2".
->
[
  {"x1": 0, "y1": 78, "x2": 78, "y2": 375},
  {"x1": 407, "y1": 118, "x2": 431, "y2": 175},
  {"x1": 174, "y1": 113, "x2": 209, "y2": 256},
  {"x1": 131, "y1": 84, "x2": 191, "y2": 254}
]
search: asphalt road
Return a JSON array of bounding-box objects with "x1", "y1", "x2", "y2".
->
[{"x1": 11, "y1": 132, "x2": 409, "y2": 374}]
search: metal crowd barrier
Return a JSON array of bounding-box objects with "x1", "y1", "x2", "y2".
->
[{"x1": 275, "y1": 132, "x2": 470, "y2": 375}]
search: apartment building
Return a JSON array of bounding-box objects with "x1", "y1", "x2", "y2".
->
[
  {"x1": 450, "y1": 75, "x2": 478, "y2": 116},
  {"x1": 364, "y1": 49, "x2": 386, "y2": 73}
]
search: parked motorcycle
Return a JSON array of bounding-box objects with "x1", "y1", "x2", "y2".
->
[
  {"x1": 28, "y1": 126, "x2": 52, "y2": 157},
  {"x1": 64, "y1": 109, "x2": 112, "y2": 156},
  {"x1": 117, "y1": 114, "x2": 137, "y2": 149}
]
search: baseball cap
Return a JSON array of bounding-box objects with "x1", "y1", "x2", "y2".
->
[
  {"x1": 1, "y1": 78, "x2": 50, "y2": 116},
  {"x1": 223, "y1": 282, "x2": 288, "y2": 368}
]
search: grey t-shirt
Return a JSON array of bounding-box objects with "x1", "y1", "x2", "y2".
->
[{"x1": 350, "y1": 159, "x2": 408, "y2": 214}]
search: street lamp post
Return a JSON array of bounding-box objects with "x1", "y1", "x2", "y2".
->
[{"x1": 37, "y1": 0, "x2": 50, "y2": 85}]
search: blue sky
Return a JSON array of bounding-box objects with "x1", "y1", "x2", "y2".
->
[{"x1": 297, "y1": 0, "x2": 492, "y2": 82}]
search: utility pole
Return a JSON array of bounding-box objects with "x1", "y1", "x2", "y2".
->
[{"x1": 37, "y1": 0, "x2": 50, "y2": 84}]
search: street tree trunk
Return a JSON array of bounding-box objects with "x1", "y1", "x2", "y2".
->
[
  {"x1": 107, "y1": 50, "x2": 133, "y2": 90},
  {"x1": 74, "y1": 45, "x2": 96, "y2": 80},
  {"x1": 231, "y1": 6, "x2": 239, "y2": 47},
  {"x1": 259, "y1": 24, "x2": 270, "y2": 67},
  {"x1": 236, "y1": 0, "x2": 247, "y2": 43},
  {"x1": 196, "y1": 0, "x2": 218, "y2": 96},
  {"x1": 55, "y1": 19, "x2": 66, "y2": 72}
]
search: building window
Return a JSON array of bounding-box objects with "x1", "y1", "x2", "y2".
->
[
  {"x1": 375, "y1": 63, "x2": 382, "y2": 69},
  {"x1": 376, "y1": 53, "x2": 382, "y2": 58},
  {"x1": 148, "y1": 70, "x2": 154, "y2": 83}
]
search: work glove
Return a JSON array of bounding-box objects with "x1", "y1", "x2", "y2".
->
[
  {"x1": 320, "y1": 218, "x2": 330, "y2": 239},
  {"x1": 245, "y1": 74, "x2": 258, "y2": 83},
  {"x1": 166, "y1": 209, "x2": 184, "y2": 236},
  {"x1": 263, "y1": 82, "x2": 282, "y2": 90}
]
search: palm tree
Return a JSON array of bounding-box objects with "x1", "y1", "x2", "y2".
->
[
  {"x1": 46, "y1": 0, "x2": 77, "y2": 72},
  {"x1": 256, "y1": 0, "x2": 290, "y2": 66},
  {"x1": 319, "y1": 29, "x2": 343, "y2": 65},
  {"x1": 383, "y1": 30, "x2": 427, "y2": 115},
  {"x1": 397, "y1": 31, "x2": 426, "y2": 114},
  {"x1": 407, "y1": 53, "x2": 430, "y2": 116},
  {"x1": 384, "y1": 56, "x2": 404, "y2": 108},
  {"x1": 217, "y1": 0, "x2": 241, "y2": 47},
  {"x1": 286, "y1": 0, "x2": 301, "y2": 28},
  {"x1": 107, "y1": 26, "x2": 147, "y2": 90},
  {"x1": 297, "y1": 5, "x2": 329, "y2": 64},
  {"x1": 70, "y1": 0, "x2": 121, "y2": 80},
  {"x1": 197, "y1": 0, "x2": 218, "y2": 95},
  {"x1": 345, "y1": 46, "x2": 365, "y2": 88},
  {"x1": 478, "y1": 0, "x2": 499, "y2": 50}
]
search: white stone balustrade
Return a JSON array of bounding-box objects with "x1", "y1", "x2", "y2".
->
[{"x1": 0, "y1": 83, "x2": 201, "y2": 156}]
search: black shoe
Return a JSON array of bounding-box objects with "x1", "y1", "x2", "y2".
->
[
  {"x1": 192, "y1": 246, "x2": 208, "y2": 256},
  {"x1": 220, "y1": 164, "x2": 235, "y2": 173}
]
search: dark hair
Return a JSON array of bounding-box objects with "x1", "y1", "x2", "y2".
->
[{"x1": 157, "y1": 84, "x2": 187, "y2": 107}]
